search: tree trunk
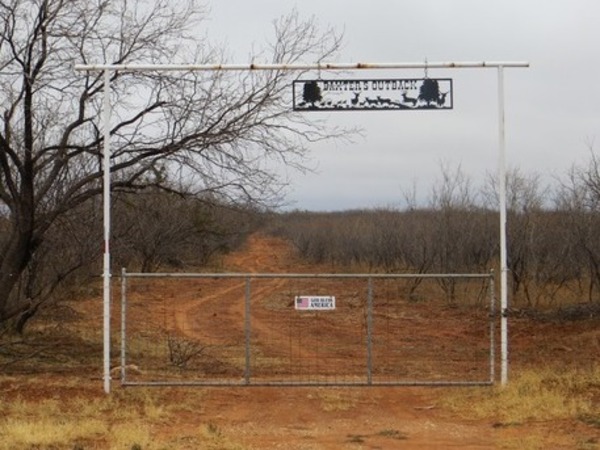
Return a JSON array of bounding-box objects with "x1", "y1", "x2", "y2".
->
[{"x1": 0, "y1": 224, "x2": 35, "y2": 323}]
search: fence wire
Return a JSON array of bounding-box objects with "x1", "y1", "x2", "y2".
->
[{"x1": 119, "y1": 271, "x2": 495, "y2": 386}]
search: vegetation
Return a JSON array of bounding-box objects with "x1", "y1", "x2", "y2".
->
[
  {"x1": 0, "y1": 0, "x2": 346, "y2": 330},
  {"x1": 1, "y1": 188, "x2": 263, "y2": 334},
  {"x1": 0, "y1": 381, "x2": 243, "y2": 450},
  {"x1": 268, "y1": 161, "x2": 600, "y2": 309},
  {"x1": 1, "y1": 0, "x2": 598, "y2": 331},
  {"x1": 443, "y1": 365, "x2": 600, "y2": 428},
  {"x1": 1, "y1": 360, "x2": 597, "y2": 449}
]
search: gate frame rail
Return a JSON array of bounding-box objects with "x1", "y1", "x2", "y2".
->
[{"x1": 119, "y1": 269, "x2": 496, "y2": 387}]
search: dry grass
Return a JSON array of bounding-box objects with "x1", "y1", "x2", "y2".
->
[
  {"x1": 438, "y1": 365, "x2": 600, "y2": 449},
  {"x1": 442, "y1": 364, "x2": 600, "y2": 425},
  {"x1": 0, "y1": 417, "x2": 107, "y2": 450},
  {"x1": 0, "y1": 378, "x2": 222, "y2": 450},
  {"x1": 309, "y1": 388, "x2": 360, "y2": 412},
  {"x1": 0, "y1": 396, "x2": 104, "y2": 449},
  {"x1": 198, "y1": 423, "x2": 251, "y2": 450},
  {"x1": 3, "y1": 366, "x2": 597, "y2": 450},
  {"x1": 0, "y1": 392, "x2": 249, "y2": 450}
]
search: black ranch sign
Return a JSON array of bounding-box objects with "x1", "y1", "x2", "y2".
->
[{"x1": 293, "y1": 78, "x2": 453, "y2": 111}]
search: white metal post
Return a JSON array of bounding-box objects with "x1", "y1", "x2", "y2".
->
[
  {"x1": 102, "y1": 69, "x2": 112, "y2": 394},
  {"x1": 497, "y1": 66, "x2": 509, "y2": 385}
]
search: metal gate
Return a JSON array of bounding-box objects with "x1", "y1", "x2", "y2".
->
[{"x1": 118, "y1": 271, "x2": 495, "y2": 386}]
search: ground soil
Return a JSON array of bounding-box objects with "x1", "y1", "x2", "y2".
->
[{"x1": 2, "y1": 233, "x2": 600, "y2": 449}]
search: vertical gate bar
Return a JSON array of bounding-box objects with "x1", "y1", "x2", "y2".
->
[
  {"x1": 244, "y1": 277, "x2": 251, "y2": 385},
  {"x1": 489, "y1": 272, "x2": 496, "y2": 384},
  {"x1": 367, "y1": 277, "x2": 373, "y2": 385},
  {"x1": 120, "y1": 268, "x2": 127, "y2": 383}
]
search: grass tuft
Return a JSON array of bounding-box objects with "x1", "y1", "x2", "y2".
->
[
  {"x1": 377, "y1": 428, "x2": 408, "y2": 440},
  {"x1": 0, "y1": 417, "x2": 107, "y2": 449},
  {"x1": 442, "y1": 365, "x2": 599, "y2": 424},
  {"x1": 311, "y1": 388, "x2": 358, "y2": 412},
  {"x1": 198, "y1": 423, "x2": 249, "y2": 450}
]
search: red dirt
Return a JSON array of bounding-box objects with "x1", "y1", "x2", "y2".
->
[
  {"x1": 141, "y1": 234, "x2": 498, "y2": 448},
  {"x1": 3, "y1": 233, "x2": 600, "y2": 449},
  {"x1": 142, "y1": 234, "x2": 599, "y2": 448}
]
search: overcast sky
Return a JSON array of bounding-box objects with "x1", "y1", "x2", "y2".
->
[{"x1": 205, "y1": 0, "x2": 599, "y2": 211}]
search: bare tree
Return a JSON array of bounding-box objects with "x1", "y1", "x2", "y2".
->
[
  {"x1": 111, "y1": 190, "x2": 260, "y2": 272},
  {"x1": 483, "y1": 167, "x2": 550, "y2": 304},
  {"x1": 0, "y1": 0, "x2": 346, "y2": 327},
  {"x1": 429, "y1": 163, "x2": 482, "y2": 302},
  {"x1": 555, "y1": 160, "x2": 600, "y2": 302},
  {"x1": 579, "y1": 144, "x2": 600, "y2": 203}
]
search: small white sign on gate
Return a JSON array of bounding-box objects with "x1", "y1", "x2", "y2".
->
[{"x1": 294, "y1": 296, "x2": 336, "y2": 311}]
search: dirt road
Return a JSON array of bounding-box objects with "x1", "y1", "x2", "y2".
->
[
  {"x1": 148, "y1": 234, "x2": 500, "y2": 449},
  {"x1": 4, "y1": 233, "x2": 600, "y2": 448}
]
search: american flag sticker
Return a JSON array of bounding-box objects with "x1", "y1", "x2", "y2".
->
[
  {"x1": 294, "y1": 296, "x2": 336, "y2": 311},
  {"x1": 295, "y1": 296, "x2": 310, "y2": 309}
]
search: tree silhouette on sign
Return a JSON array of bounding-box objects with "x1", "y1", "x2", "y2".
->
[
  {"x1": 419, "y1": 78, "x2": 440, "y2": 106},
  {"x1": 302, "y1": 81, "x2": 322, "y2": 107}
]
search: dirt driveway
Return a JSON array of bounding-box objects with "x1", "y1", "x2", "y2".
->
[
  {"x1": 2, "y1": 233, "x2": 599, "y2": 449},
  {"x1": 121, "y1": 234, "x2": 597, "y2": 449}
]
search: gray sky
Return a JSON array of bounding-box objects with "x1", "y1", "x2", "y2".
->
[{"x1": 205, "y1": 0, "x2": 599, "y2": 210}]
